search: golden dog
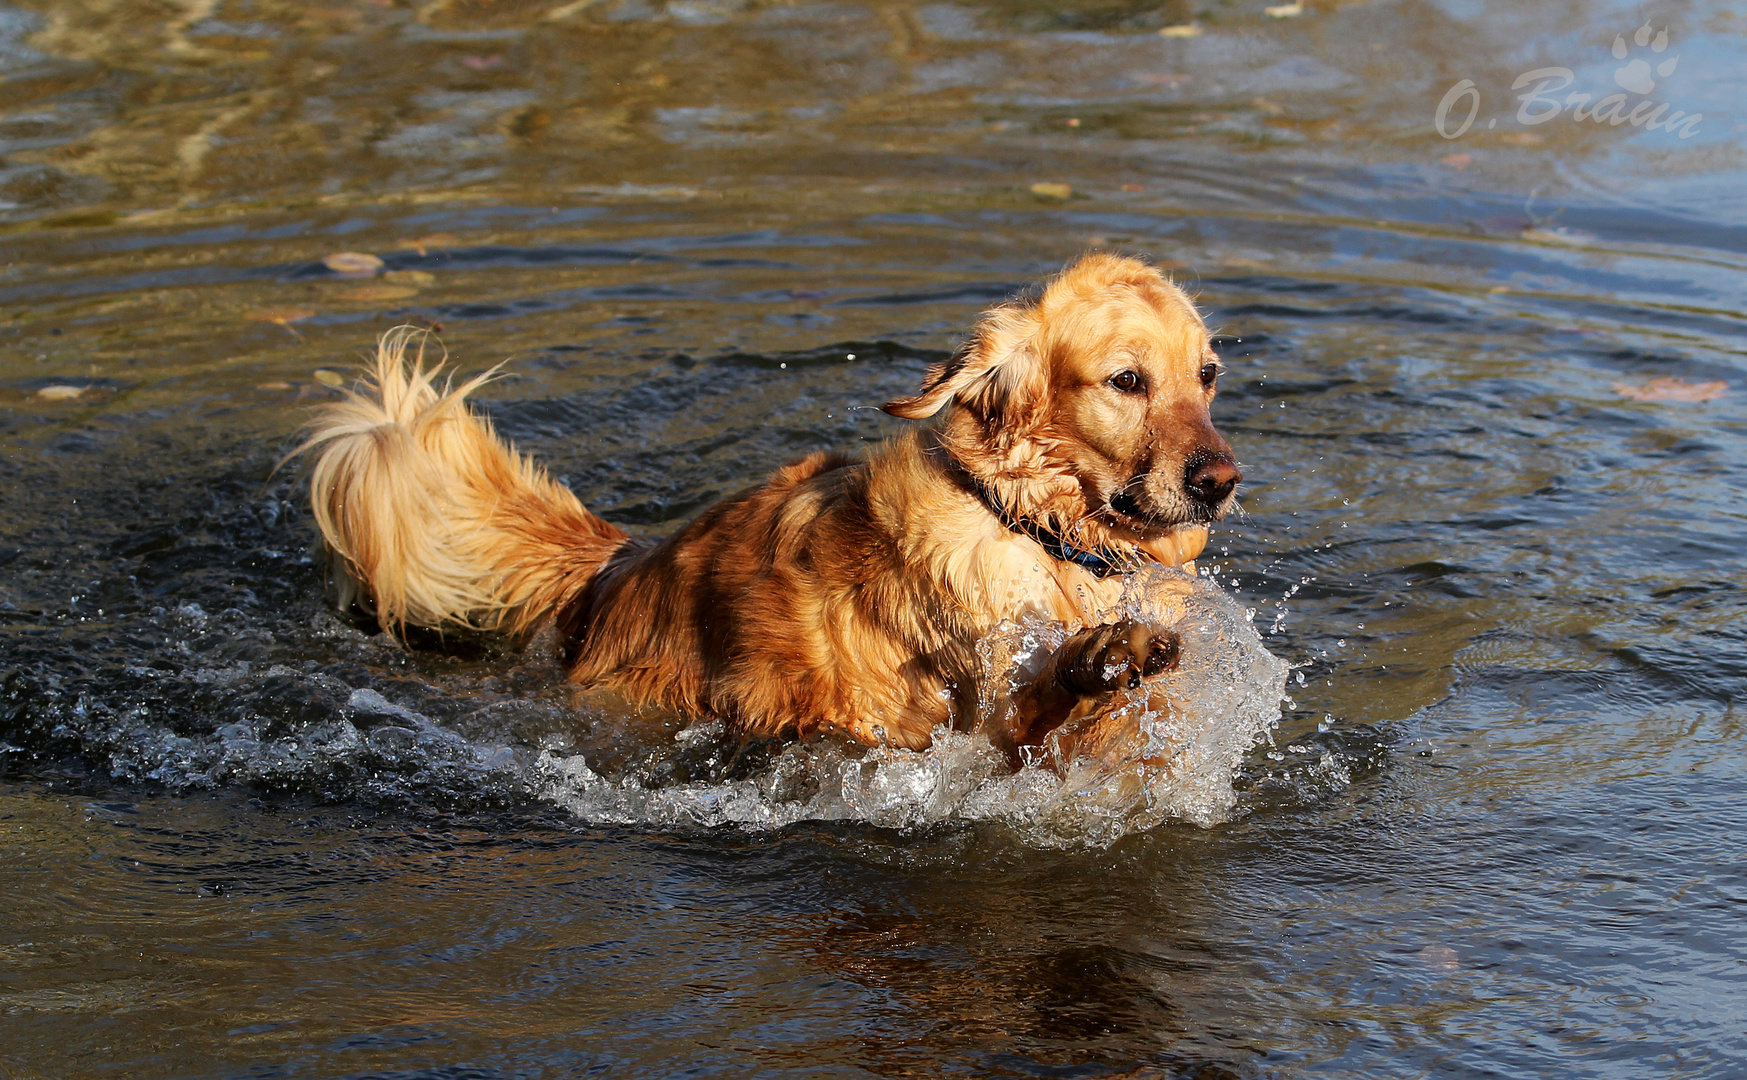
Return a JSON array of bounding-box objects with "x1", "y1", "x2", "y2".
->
[{"x1": 298, "y1": 253, "x2": 1241, "y2": 760}]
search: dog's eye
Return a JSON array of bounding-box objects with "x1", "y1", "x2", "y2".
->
[
  {"x1": 1108, "y1": 370, "x2": 1143, "y2": 394},
  {"x1": 1199, "y1": 362, "x2": 1222, "y2": 388}
]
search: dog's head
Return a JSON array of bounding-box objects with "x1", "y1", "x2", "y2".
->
[{"x1": 883, "y1": 252, "x2": 1239, "y2": 547}]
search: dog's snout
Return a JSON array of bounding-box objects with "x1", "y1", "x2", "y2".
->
[{"x1": 1185, "y1": 453, "x2": 1241, "y2": 506}]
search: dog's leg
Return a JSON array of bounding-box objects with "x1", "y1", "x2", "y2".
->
[{"x1": 999, "y1": 621, "x2": 1180, "y2": 761}]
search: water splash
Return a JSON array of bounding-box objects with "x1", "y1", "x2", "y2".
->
[
  {"x1": 2, "y1": 572, "x2": 1290, "y2": 848},
  {"x1": 535, "y1": 567, "x2": 1291, "y2": 847}
]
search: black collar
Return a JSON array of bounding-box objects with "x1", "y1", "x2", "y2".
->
[{"x1": 941, "y1": 455, "x2": 1136, "y2": 579}]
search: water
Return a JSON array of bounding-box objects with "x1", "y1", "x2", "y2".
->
[{"x1": 2, "y1": 0, "x2": 1745, "y2": 1076}]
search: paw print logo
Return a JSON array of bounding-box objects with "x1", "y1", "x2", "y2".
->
[{"x1": 1613, "y1": 23, "x2": 1677, "y2": 95}]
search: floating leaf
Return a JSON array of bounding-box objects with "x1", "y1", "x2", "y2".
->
[
  {"x1": 244, "y1": 308, "x2": 314, "y2": 325},
  {"x1": 1030, "y1": 182, "x2": 1073, "y2": 201},
  {"x1": 1613, "y1": 378, "x2": 1726, "y2": 403},
  {"x1": 333, "y1": 284, "x2": 419, "y2": 302},
  {"x1": 35, "y1": 385, "x2": 86, "y2": 401},
  {"x1": 384, "y1": 270, "x2": 437, "y2": 286},
  {"x1": 322, "y1": 251, "x2": 384, "y2": 278},
  {"x1": 313, "y1": 369, "x2": 346, "y2": 387},
  {"x1": 1418, "y1": 944, "x2": 1460, "y2": 973},
  {"x1": 1158, "y1": 24, "x2": 1203, "y2": 37},
  {"x1": 1264, "y1": 1, "x2": 1303, "y2": 16},
  {"x1": 544, "y1": 0, "x2": 604, "y2": 20},
  {"x1": 255, "y1": 381, "x2": 294, "y2": 391}
]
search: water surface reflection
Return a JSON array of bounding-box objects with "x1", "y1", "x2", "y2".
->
[{"x1": 2, "y1": 0, "x2": 1745, "y2": 1076}]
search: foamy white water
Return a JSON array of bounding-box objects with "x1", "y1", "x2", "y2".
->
[
  {"x1": 535, "y1": 568, "x2": 1291, "y2": 848},
  {"x1": 12, "y1": 573, "x2": 1288, "y2": 849}
]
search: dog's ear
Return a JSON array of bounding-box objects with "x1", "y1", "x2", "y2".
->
[{"x1": 881, "y1": 304, "x2": 1043, "y2": 422}]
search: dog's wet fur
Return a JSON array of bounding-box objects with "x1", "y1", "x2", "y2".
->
[{"x1": 298, "y1": 253, "x2": 1241, "y2": 759}]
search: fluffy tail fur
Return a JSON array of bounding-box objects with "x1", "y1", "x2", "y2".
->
[{"x1": 294, "y1": 327, "x2": 625, "y2": 635}]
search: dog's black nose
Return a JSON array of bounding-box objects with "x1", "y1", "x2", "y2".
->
[{"x1": 1185, "y1": 455, "x2": 1241, "y2": 506}]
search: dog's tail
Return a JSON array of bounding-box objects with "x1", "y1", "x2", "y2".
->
[{"x1": 293, "y1": 326, "x2": 626, "y2": 635}]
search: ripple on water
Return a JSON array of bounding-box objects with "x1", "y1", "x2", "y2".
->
[{"x1": 3, "y1": 567, "x2": 1292, "y2": 849}]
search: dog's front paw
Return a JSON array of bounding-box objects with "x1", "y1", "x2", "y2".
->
[{"x1": 1055, "y1": 620, "x2": 1181, "y2": 696}]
